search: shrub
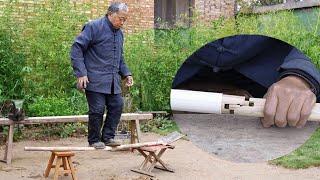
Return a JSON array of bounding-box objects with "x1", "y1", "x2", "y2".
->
[{"x1": 0, "y1": 30, "x2": 26, "y2": 102}]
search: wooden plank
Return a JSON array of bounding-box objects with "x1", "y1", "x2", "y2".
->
[{"x1": 0, "y1": 113, "x2": 153, "y2": 125}]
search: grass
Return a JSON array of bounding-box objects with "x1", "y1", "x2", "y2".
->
[
  {"x1": 270, "y1": 128, "x2": 320, "y2": 168},
  {"x1": 141, "y1": 117, "x2": 180, "y2": 136}
]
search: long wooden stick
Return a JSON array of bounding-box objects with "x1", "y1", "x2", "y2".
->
[
  {"x1": 24, "y1": 141, "x2": 165, "y2": 152},
  {"x1": 24, "y1": 131, "x2": 184, "y2": 152}
]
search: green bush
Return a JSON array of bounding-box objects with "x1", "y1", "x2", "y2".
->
[
  {"x1": 27, "y1": 90, "x2": 87, "y2": 117},
  {"x1": 21, "y1": 0, "x2": 91, "y2": 98},
  {"x1": 0, "y1": 30, "x2": 26, "y2": 102},
  {"x1": 0, "y1": 0, "x2": 92, "y2": 115}
]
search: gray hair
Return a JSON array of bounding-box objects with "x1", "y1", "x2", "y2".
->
[{"x1": 107, "y1": 2, "x2": 128, "y2": 14}]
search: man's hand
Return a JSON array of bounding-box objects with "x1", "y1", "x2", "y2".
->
[
  {"x1": 125, "y1": 76, "x2": 133, "y2": 87},
  {"x1": 77, "y1": 76, "x2": 89, "y2": 91},
  {"x1": 262, "y1": 76, "x2": 316, "y2": 128}
]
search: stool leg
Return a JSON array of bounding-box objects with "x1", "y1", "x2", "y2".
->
[
  {"x1": 67, "y1": 156, "x2": 77, "y2": 180},
  {"x1": 153, "y1": 149, "x2": 174, "y2": 172},
  {"x1": 62, "y1": 157, "x2": 69, "y2": 176},
  {"x1": 44, "y1": 152, "x2": 55, "y2": 177},
  {"x1": 53, "y1": 157, "x2": 62, "y2": 180},
  {"x1": 147, "y1": 152, "x2": 159, "y2": 172},
  {"x1": 139, "y1": 154, "x2": 151, "y2": 170}
]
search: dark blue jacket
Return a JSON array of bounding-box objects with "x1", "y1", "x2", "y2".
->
[
  {"x1": 70, "y1": 16, "x2": 131, "y2": 94},
  {"x1": 172, "y1": 35, "x2": 320, "y2": 101}
]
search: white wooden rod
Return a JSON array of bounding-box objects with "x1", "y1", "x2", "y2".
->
[
  {"x1": 232, "y1": 98, "x2": 320, "y2": 122},
  {"x1": 171, "y1": 89, "x2": 320, "y2": 121}
]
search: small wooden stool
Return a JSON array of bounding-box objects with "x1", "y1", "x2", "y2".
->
[
  {"x1": 131, "y1": 145, "x2": 175, "y2": 177},
  {"x1": 44, "y1": 151, "x2": 77, "y2": 180}
]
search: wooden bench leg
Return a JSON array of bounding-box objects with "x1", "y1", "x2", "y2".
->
[
  {"x1": 130, "y1": 121, "x2": 136, "y2": 144},
  {"x1": 135, "y1": 119, "x2": 141, "y2": 143},
  {"x1": 3, "y1": 137, "x2": 8, "y2": 161},
  {"x1": 44, "y1": 152, "x2": 55, "y2": 177},
  {"x1": 4, "y1": 124, "x2": 14, "y2": 165},
  {"x1": 129, "y1": 120, "x2": 142, "y2": 144}
]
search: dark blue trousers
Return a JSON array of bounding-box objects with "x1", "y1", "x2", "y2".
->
[{"x1": 85, "y1": 90, "x2": 124, "y2": 144}]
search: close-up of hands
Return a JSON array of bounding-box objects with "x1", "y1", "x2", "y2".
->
[{"x1": 262, "y1": 75, "x2": 316, "y2": 128}]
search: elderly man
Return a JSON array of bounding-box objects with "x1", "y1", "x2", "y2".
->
[{"x1": 70, "y1": 2, "x2": 133, "y2": 149}]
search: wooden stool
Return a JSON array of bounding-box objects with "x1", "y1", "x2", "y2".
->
[
  {"x1": 44, "y1": 151, "x2": 77, "y2": 180},
  {"x1": 131, "y1": 145, "x2": 175, "y2": 177}
]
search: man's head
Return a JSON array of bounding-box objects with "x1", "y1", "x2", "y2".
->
[{"x1": 107, "y1": 2, "x2": 129, "y2": 29}]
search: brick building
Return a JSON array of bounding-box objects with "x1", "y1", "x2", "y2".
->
[
  {"x1": 132, "y1": 0, "x2": 235, "y2": 32},
  {"x1": 0, "y1": 0, "x2": 235, "y2": 33}
]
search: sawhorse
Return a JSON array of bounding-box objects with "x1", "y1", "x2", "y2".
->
[{"x1": 131, "y1": 144, "x2": 175, "y2": 177}]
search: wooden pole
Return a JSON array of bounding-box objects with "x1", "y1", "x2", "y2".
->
[
  {"x1": 24, "y1": 141, "x2": 166, "y2": 152},
  {"x1": 6, "y1": 124, "x2": 14, "y2": 164},
  {"x1": 25, "y1": 131, "x2": 184, "y2": 152}
]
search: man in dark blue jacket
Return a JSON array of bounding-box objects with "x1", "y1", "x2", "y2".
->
[
  {"x1": 70, "y1": 2, "x2": 133, "y2": 149},
  {"x1": 173, "y1": 35, "x2": 320, "y2": 128}
]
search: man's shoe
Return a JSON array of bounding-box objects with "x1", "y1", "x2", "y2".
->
[
  {"x1": 89, "y1": 142, "x2": 106, "y2": 149},
  {"x1": 104, "y1": 139, "x2": 121, "y2": 147}
]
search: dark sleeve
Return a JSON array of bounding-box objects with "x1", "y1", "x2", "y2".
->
[
  {"x1": 278, "y1": 47, "x2": 320, "y2": 96},
  {"x1": 119, "y1": 32, "x2": 131, "y2": 78},
  {"x1": 70, "y1": 23, "x2": 93, "y2": 78}
]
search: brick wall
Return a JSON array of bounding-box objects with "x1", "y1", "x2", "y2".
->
[
  {"x1": 0, "y1": 0, "x2": 235, "y2": 33},
  {"x1": 0, "y1": 0, "x2": 154, "y2": 34},
  {"x1": 194, "y1": 0, "x2": 235, "y2": 22},
  {"x1": 120, "y1": 0, "x2": 154, "y2": 33}
]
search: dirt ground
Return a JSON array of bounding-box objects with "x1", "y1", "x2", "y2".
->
[
  {"x1": 0, "y1": 133, "x2": 320, "y2": 180},
  {"x1": 173, "y1": 114, "x2": 319, "y2": 163}
]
